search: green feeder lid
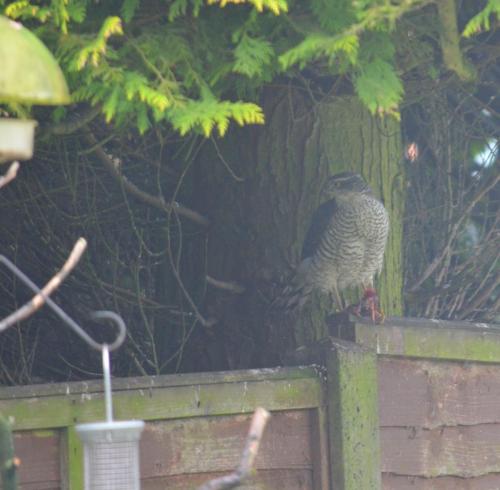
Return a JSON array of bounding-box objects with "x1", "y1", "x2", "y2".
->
[{"x1": 0, "y1": 15, "x2": 70, "y2": 105}]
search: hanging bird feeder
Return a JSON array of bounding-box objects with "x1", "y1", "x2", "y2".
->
[
  {"x1": 0, "y1": 15, "x2": 70, "y2": 163},
  {"x1": 76, "y1": 343, "x2": 144, "y2": 490}
]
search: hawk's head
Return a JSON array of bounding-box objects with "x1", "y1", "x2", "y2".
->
[{"x1": 322, "y1": 172, "x2": 372, "y2": 200}]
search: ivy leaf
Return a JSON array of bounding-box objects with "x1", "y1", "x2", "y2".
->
[
  {"x1": 233, "y1": 35, "x2": 274, "y2": 77},
  {"x1": 354, "y1": 58, "x2": 403, "y2": 117}
]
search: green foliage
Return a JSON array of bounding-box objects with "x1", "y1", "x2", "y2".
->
[
  {"x1": 462, "y1": 0, "x2": 500, "y2": 37},
  {"x1": 355, "y1": 59, "x2": 403, "y2": 117},
  {"x1": 207, "y1": 0, "x2": 288, "y2": 15},
  {"x1": 233, "y1": 34, "x2": 274, "y2": 77},
  {"x1": 2, "y1": 0, "x2": 494, "y2": 134},
  {"x1": 121, "y1": 0, "x2": 139, "y2": 23},
  {"x1": 168, "y1": 0, "x2": 204, "y2": 21},
  {"x1": 355, "y1": 31, "x2": 402, "y2": 117},
  {"x1": 75, "y1": 16, "x2": 123, "y2": 69},
  {"x1": 279, "y1": 33, "x2": 359, "y2": 70},
  {"x1": 310, "y1": 0, "x2": 356, "y2": 33},
  {"x1": 169, "y1": 93, "x2": 264, "y2": 136}
]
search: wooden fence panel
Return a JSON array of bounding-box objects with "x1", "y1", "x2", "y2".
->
[
  {"x1": 379, "y1": 357, "x2": 500, "y2": 428},
  {"x1": 10, "y1": 430, "x2": 60, "y2": 490},
  {"x1": 142, "y1": 469, "x2": 313, "y2": 490},
  {"x1": 140, "y1": 411, "x2": 314, "y2": 489},
  {"x1": 378, "y1": 356, "x2": 500, "y2": 487},
  {"x1": 383, "y1": 474, "x2": 500, "y2": 489},
  {"x1": 0, "y1": 367, "x2": 327, "y2": 490}
]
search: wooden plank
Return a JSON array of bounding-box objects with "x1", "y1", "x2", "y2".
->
[
  {"x1": 139, "y1": 411, "x2": 312, "y2": 478},
  {"x1": 0, "y1": 367, "x2": 318, "y2": 400},
  {"x1": 309, "y1": 407, "x2": 330, "y2": 490},
  {"x1": 383, "y1": 473, "x2": 500, "y2": 489},
  {"x1": 12, "y1": 430, "x2": 60, "y2": 488},
  {"x1": 337, "y1": 316, "x2": 500, "y2": 363},
  {"x1": 381, "y1": 424, "x2": 500, "y2": 478},
  {"x1": 358, "y1": 316, "x2": 497, "y2": 332},
  {"x1": 141, "y1": 469, "x2": 313, "y2": 490},
  {"x1": 1, "y1": 376, "x2": 321, "y2": 431},
  {"x1": 379, "y1": 357, "x2": 500, "y2": 428},
  {"x1": 326, "y1": 339, "x2": 381, "y2": 490}
]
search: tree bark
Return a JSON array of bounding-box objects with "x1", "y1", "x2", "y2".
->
[{"x1": 196, "y1": 87, "x2": 404, "y2": 368}]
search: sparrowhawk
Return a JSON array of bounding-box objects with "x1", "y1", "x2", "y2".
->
[{"x1": 275, "y1": 172, "x2": 389, "y2": 319}]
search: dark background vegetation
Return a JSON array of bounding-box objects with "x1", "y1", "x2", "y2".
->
[{"x1": 0, "y1": 0, "x2": 498, "y2": 384}]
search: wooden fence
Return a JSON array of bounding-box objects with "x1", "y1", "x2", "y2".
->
[{"x1": 2, "y1": 316, "x2": 500, "y2": 489}]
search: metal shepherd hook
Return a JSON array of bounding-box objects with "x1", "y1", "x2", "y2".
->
[{"x1": 0, "y1": 252, "x2": 126, "y2": 421}]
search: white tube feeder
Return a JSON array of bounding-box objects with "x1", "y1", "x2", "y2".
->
[{"x1": 76, "y1": 346, "x2": 144, "y2": 490}]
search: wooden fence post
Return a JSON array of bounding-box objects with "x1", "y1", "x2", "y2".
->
[
  {"x1": 63, "y1": 426, "x2": 84, "y2": 490},
  {"x1": 325, "y1": 339, "x2": 381, "y2": 490}
]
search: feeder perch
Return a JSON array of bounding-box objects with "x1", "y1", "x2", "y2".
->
[{"x1": 0, "y1": 15, "x2": 70, "y2": 163}]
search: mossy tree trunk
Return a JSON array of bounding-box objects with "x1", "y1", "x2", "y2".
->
[{"x1": 194, "y1": 87, "x2": 404, "y2": 368}]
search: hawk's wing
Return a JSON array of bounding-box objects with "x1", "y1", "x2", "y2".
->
[{"x1": 301, "y1": 198, "x2": 337, "y2": 260}]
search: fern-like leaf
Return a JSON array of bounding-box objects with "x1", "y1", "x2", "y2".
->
[
  {"x1": 67, "y1": 1, "x2": 87, "y2": 23},
  {"x1": 233, "y1": 35, "x2": 274, "y2": 77},
  {"x1": 121, "y1": 0, "x2": 140, "y2": 23},
  {"x1": 207, "y1": 0, "x2": 288, "y2": 15},
  {"x1": 463, "y1": 0, "x2": 500, "y2": 37},
  {"x1": 279, "y1": 33, "x2": 359, "y2": 70},
  {"x1": 5, "y1": 1, "x2": 51, "y2": 21},
  {"x1": 168, "y1": 0, "x2": 204, "y2": 21},
  {"x1": 354, "y1": 58, "x2": 403, "y2": 117},
  {"x1": 76, "y1": 16, "x2": 123, "y2": 69},
  {"x1": 169, "y1": 97, "x2": 264, "y2": 137}
]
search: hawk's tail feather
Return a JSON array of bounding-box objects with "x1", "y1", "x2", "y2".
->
[{"x1": 271, "y1": 282, "x2": 314, "y2": 311}]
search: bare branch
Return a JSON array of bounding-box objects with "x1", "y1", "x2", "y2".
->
[
  {"x1": 206, "y1": 275, "x2": 246, "y2": 294},
  {"x1": 84, "y1": 132, "x2": 210, "y2": 227},
  {"x1": 408, "y1": 172, "x2": 500, "y2": 292},
  {"x1": 0, "y1": 238, "x2": 87, "y2": 331},
  {"x1": 0, "y1": 161, "x2": 20, "y2": 190},
  {"x1": 197, "y1": 407, "x2": 271, "y2": 490},
  {"x1": 211, "y1": 137, "x2": 245, "y2": 182},
  {"x1": 42, "y1": 105, "x2": 102, "y2": 137}
]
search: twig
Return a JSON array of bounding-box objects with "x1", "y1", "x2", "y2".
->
[
  {"x1": 408, "y1": 172, "x2": 500, "y2": 292},
  {"x1": 206, "y1": 275, "x2": 246, "y2": 294},
  {"x1": 0, "y1": 162, "x2": 20, "y2": 190},
  {"x1": 197, "y1": 407, "x2": 271, "y2": 490},
  {"x1": 41, "y1": 104, "x2": 102, "y2": 137},
  {"x1": 0, "y1": 238, "x2": 87, "y2": 331},
  {"x1": 84, "y1": 133, "x2": 210, "y2": 227},
  {"x1": 211, "y1": 137, "x2": 245, "y2": 182}
]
